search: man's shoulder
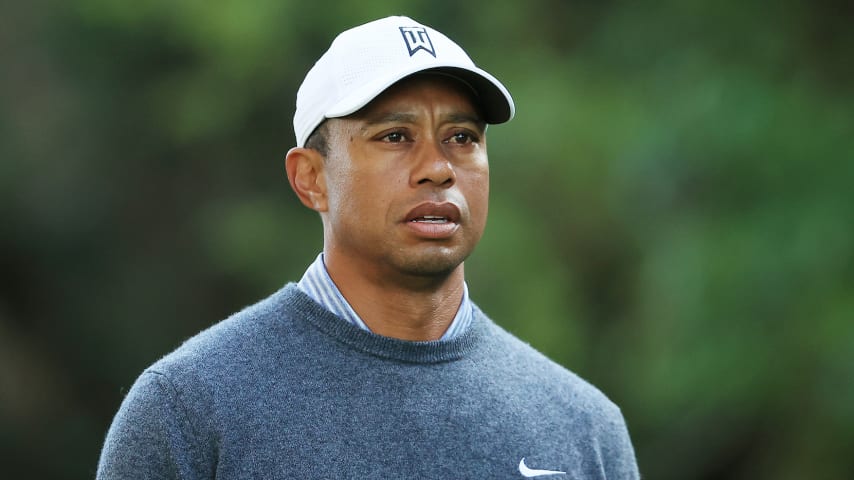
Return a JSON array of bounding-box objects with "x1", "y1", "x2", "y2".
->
[
  {"x1": 146, "y1": 283, "x2": 305, "y2": 381},
  {"x1": 474, "y1": 308, "x2": 623, "y2": 421}
]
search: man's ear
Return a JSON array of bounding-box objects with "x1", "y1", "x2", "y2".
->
[{"x1": 285, "y1": 147, "x2": 328, "y2": 212}]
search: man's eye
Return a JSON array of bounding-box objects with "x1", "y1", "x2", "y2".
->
[
  {"x1": 382, "y1": 132, "x2": 406, "y2": 143},
  {"x1": 447, "y1": 132, "x2": 476, "y2": 145}
]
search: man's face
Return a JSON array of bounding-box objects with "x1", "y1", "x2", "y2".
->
[{"x1": 321, "y1": 74, "x2": 489, "y2": 283}]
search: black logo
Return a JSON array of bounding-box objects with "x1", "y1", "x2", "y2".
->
[{"x1": 399, "y1": 26, "x2": 436, "y2": 57}]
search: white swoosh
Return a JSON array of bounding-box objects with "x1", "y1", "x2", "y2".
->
[{"x1": 518, "y1": 458, "x2": 566, "y2": 477}]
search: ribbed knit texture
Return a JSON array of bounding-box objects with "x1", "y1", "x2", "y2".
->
[{"x1": 97, "y1": 284, "x2": 639, "y2": 479}]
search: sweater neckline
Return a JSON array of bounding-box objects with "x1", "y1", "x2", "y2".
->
[{"x1": 281, "y1": 284, "x2": 484, "y2": 364}]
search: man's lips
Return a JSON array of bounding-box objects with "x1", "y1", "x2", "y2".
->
[
  {"x1": 404, "y1": 202, "x2": 462, "y2": 224},
  {"x1": 403, "y1": 202, "x2": 462, "y2": 239}
]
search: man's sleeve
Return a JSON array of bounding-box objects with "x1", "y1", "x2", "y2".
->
[
  {"x1": 600, "y1": 405, "x2": 641, "y2": 479},
  {"x1": 96, "y1": 370, "x2": 213, "y2": 480}
]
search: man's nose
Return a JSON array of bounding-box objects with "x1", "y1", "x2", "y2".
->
[{"x1": 410, "y1": 140, "x2": 456, "y2": 188}]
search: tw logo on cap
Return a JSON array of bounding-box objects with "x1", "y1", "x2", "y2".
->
[{"x1": 399, "y1": 26, "x2": 436, "y2": 57}]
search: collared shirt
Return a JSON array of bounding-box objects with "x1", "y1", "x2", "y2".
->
[{"x1": 297, "y1": 253, "x2": 472, "y2": 340}]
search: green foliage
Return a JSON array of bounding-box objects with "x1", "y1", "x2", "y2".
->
[{"x1": 2, "y1": 0, "x2": 852, "y2": 478}]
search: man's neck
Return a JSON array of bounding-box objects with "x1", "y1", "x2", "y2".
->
[{"x1": 323, "y1": 254, "x2": 466, "y2": 342}]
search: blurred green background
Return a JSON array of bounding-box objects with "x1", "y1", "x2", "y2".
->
[{"x1": 2, "y1": 0, "x2": 852, "y2": 478}]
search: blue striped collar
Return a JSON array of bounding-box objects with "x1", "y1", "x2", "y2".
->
[{"x1": 297, "y1": 253, "x2": 472, "y2": 341}]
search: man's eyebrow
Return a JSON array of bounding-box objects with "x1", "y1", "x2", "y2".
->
[
  {"x1": 360, "y1": 111, "x2": 485, "y2": 128},
  {"x1": 445, "y1": 112, "x2": 486, "y2": 128},
  {"x1": 360, "y1": 112, "x2": 419, "y2": 126}
]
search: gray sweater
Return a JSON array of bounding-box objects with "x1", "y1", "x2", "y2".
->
[{"x1": 97, "y1": 284, "x2": 639, "y2": 479}]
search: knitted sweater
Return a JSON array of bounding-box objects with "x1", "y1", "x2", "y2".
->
[{"x1": 97, "y1": 284, "x2": 639, "y2": 479}]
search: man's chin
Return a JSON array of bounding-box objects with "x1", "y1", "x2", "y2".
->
[{"x1": 392, "y1": 248, "x2": 468, "y2": 279}]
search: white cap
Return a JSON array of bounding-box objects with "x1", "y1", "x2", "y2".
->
[{"x1": 293, "y1": 16, "x2": 515, "y2": 147}]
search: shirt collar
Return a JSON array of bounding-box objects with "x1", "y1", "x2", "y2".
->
[{"x1": 297, "y1": 253, "x2": 472, "y2": 340}]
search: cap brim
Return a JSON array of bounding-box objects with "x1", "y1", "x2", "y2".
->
[
  {"x1": 325, "y1": 64, "x2": 515, "y2": 124},
  {"x1": 427, "y1": 66, "x2": 515, "y2": 124}
]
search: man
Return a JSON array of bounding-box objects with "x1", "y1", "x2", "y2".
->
[{"x1": 97, "y1": 16, "x2": 639, "y2": 479}]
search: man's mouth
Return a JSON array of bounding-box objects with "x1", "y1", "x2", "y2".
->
[
  {"x1": 403, "y1": 203, "x2": 462, "y2": 239},
  {"x1": 411, "y1": 215, "x2": 449, "y2": 224},
  {"x1": 404, "y1": 202, "x2": 461, "y2": 224}
]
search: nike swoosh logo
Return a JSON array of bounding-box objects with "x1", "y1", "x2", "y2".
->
[{"x1": 518, "y1": 457, "x2": 566, "y2": 477}]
